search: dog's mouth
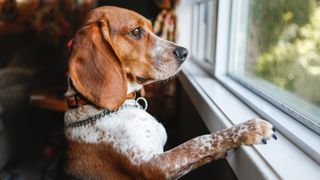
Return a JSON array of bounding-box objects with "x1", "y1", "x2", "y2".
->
[{"x1": 134, "y1": 61, "x2": 185, "y2": 84}]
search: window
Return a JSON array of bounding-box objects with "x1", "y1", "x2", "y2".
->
[
  {"x1": 191, "y1": 0, "x2": 217, "y2": 64},
  {"x1": 183, "y1": 0, "x2": 320, "y2": 177},
  {"x1": 228, "y1": 0, "x2": 320, "y2": 134},
  {"x1": 190, "y1": 0, "x2": 320, "y2": 134}
]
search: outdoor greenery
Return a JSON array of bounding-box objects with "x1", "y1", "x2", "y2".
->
[{"x1": 248, "y1": 0, "x2": 320, "y2": 106}]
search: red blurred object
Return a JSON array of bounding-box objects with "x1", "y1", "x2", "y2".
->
[{"x1": 67, "y1": 38, "x2": 74, "y2": 49}]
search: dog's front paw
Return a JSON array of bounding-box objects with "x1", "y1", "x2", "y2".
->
[{"x1": 235, "y1": 118, "x2": 277, "y2": 146}]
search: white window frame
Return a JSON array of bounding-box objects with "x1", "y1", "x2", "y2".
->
[
  {"x1": 176, "y1": 0, "x2": 320, "y2": 179},
  {"x1": 191, "y1": 0, "x2": 217, "y2": 64},
  {"x1": 215, "y1": 0, "x2": 320, "y2": 163}
]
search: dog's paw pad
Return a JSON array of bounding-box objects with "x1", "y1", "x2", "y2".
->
[{"x1": 236, "y1": 118, "x2": 277, "y2": 146}]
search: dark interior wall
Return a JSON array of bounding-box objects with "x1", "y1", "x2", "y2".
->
[
  {"x1": 175, "y1": 86, "x2": 238, "y2": 180},
  {"x1": 98, "y1": 0, "x2": 161, "y2": 19}
]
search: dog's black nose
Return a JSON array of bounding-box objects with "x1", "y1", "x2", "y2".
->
[{"x1": 173, "y1": 47, "x2": 188, "y2": 62}]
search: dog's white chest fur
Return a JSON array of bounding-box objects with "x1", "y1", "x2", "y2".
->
[{"x1": 64, "y1": 100, "x2": 167, "y2": 164}]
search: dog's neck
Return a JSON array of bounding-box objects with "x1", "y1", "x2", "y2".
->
[
  {"x1": 65, "y1": 79, "x2": 143, "y2": 109},
  {"x1": 64, "y1": 99, "x2": 140, "y2": 126},
  {"x1": 127, "y1": 81, "x2": 143, "y2": 94},
  {"x1": 64, "y1": 80, "x2": 145, "y2": 125}
]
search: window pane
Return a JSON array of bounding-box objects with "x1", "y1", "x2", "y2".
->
[
  {"x1": 229, "y1": 0, "x2": 320, "y2": 130},
  {"x1": 205, "y1": 0, "x2": 216, "y2": 64},
  {"x1": 197, "y1": 2, "x2": 207, "y2": 60},
  {"x1": 191, "y1": 4, "x2": 199, "y2": 57},
  {"x1": 191, "y1": 1, "x2": 217, "y2": 63}
]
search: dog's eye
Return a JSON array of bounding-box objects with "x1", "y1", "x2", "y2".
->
[
  {"x1": 130, "y1": 27, "x2": 143, "y2": 39},
  {"x1": 132, "y1": 27, "x2": 141, "y2": 35}
]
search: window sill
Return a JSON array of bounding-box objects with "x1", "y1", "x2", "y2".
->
[{"x1": 179, "y1": 59, "x2": 320, "y2": 179}]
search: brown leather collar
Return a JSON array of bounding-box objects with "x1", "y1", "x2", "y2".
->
[
  {"x1": 66, "y1": 92, "x2": 136, "y2": 109},
  {"x1": 65, "y1": 94, "x2": 89, "y2": 109},
  {"x1": 65, "y1": 77, "x2": 141, "y2": 109}
]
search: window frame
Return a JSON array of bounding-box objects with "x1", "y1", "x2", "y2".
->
[
  {"x1": 178, "y1": 0, "x2": 320, "y2": 177},
  {"x1": 191, "y1": 0, "x2": 217, "y2": 65},
  {"x1": 213, "y1": 0, "x2": 320, "y2": 163}
]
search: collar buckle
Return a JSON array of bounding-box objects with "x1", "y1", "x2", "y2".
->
[{"x1": 135, "y1": 97, "x2": 148, "y2": 110}]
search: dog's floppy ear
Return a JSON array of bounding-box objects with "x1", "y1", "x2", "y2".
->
[{"x1": 68, "y1": 18, "x2": 127, "y2": 110}]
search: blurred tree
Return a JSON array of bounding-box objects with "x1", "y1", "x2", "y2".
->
[{"x1": 250, "y1": 0, "x2": 320, "y2": 105}]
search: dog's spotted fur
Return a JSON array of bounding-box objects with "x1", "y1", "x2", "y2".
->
[
  {"x1": 65, "y1": 99, "x2": 275, "y2": 179},
  {"x1": 65, "y1": 83, "x2": 276, "y2": 179},
  {"x1": 65, "y1": 99, "x2": 167, "y2": 165}
]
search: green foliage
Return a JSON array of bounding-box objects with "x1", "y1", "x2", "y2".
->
[
  {"x1": 249, "y1": 0, "x2": 311, "y2": 53},
  {"x1": 252, "y1": 0, "x2": 320, "y2": 105}
]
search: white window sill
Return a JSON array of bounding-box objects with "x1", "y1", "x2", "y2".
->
[{"x1": 179, "y1": 59, "x2": 320, "y2": 180}]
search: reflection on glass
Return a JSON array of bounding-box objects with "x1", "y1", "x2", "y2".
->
[{"x1": 230, "y1": 0, "x2": 320, "y2": 125}]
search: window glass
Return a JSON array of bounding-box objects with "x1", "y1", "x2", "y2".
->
[
  {"x1": 229, "y1": 0, "x2": 320, "y2": 127},
  {"x1": 191, "y1": 4, "x2": 199, "y2": 57},
  {"x1": 191, "y1": 1, "x2": 216, "y2": 64}
]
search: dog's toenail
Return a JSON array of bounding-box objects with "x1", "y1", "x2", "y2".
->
[
  {"x1": 272, "y1": 134, "x2": 277, "y2": 140},
  {"x1": 262, "y1": 138, "x2": 267, "y2": 144},
  {"x1": 272, "y1": 127, "x2": 276, "y2": 132}
]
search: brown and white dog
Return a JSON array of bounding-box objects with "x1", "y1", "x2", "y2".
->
[{"x1": 64, "y1": 6, "x2": 277, "y2": 180}]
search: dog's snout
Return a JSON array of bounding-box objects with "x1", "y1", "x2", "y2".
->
[{"x1": 173, "y1": 47, "x2": 188, "y2": 62}]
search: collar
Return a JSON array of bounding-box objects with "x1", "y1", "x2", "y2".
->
[
  {"x1": 65, "y1": 92, "x2": 136, "y2": 109},
  {"x1": 65, "y1": 97, "x2": 148, "y2": 128},
  {"x1": 65, "y1": 77, "x2": 136, "y2": 109},
  {"x1": 64, "y1": 77, "x2": 148, "y2": 128}
]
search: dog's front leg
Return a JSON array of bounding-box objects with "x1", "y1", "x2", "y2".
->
[{"x1": 142, "y1": 118, "x2": 276, "y2": 180}]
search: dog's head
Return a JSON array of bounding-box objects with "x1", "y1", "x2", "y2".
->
[{"x1": 68, "y1": 6, "x2": 188, "y2": 109}]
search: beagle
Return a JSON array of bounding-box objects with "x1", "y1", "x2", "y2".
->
[{"x1": 64, "y1": 6, "x2": 277, "y2": 179}]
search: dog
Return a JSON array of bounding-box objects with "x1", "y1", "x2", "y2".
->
[{"x1": 64, "y1": 6, "x2": 277, "y2": 179}]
